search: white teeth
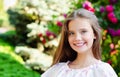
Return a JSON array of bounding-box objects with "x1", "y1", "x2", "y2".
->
[{"x1": 74, "y1": 43, "x2": 84, "y2": 46}]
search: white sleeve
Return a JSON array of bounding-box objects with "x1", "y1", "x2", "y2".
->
[
  {"x1": 103, "y1": 63, "x2": 118, "y2": 77},
  {"x1": 96, "y1": 62, "x2": 118, "y2": 77},
  {"x1": 41, "y1": 63, "x2": 63, "y2": 77}
]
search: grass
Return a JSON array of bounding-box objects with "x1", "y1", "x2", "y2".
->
[{"x1": 0, "y1": 39, "x2": 41, "y2": 77}]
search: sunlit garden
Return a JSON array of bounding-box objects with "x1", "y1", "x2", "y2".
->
[{"x1": 0, "y1": 0, "x2": 120, "y2": 77}]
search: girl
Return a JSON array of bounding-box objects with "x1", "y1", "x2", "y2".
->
[{"x1": 41, "y1": 8, "x2": 118, "y2": 77}]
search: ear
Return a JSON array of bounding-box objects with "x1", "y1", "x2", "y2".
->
[
  {"x1": 94, "y1": 37, "x2": 96, "y2": 39},
  {"x1": 94, "y1": 35, "x2": 96, "y2": 39}
]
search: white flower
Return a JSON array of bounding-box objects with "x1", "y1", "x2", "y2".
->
[{"x1": 27, "y1": 23, "x2": 48, "y2": 37}]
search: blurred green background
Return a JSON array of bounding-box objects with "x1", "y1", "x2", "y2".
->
[{"x1": 0, "y1": 0, "x2": 120, "y2": 77}]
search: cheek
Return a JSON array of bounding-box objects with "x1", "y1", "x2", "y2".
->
[
  {"x1": 68, "y1": 37, "x2": 71, "y2": 43},
  {"x1": 86, "y1": 32, "x2": 95, "y2": 39},
  {"x1": 68, "y1": 37, "x2": 73, "y2": 44},
  {"x1": 86, "y1": 36, "x2": 95, "y2": 44}
]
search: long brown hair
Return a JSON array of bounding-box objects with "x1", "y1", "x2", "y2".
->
[{"x1": 52, "y1": 8, "x2": 102, "y2": 65}]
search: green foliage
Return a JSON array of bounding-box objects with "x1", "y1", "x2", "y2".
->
[
  {"x1": 7, "y1": 8, "x2": 36, "y2": 27},
  {"x1": 0, "y1": 39, "x2": 40, "y2": 77},
  {"x1": 0, "y1": 0, "x2": 3, "y2": 11},
  {"x1": 0, "y1": 53, "x2": 40, "y2": 77},
  {"x1": 6, "y1": 0, "x2": 73, "y2": 47},
  {"x1": 7, "y1": 8, "x2": 37, "y2": 46},
  {"x1": 47, "y1": 22, "x2": 61, "y2": 35},
  {"x1": 0, "y1": 30, "x2": 18, "y2": 46},
  {"x1": 0, "y1": 19, "x2": 3, "y2": 26}
]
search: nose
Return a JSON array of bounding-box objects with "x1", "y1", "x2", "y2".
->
[{"x1": 74, "y1": 33, "x2": 82, "y2": 41}]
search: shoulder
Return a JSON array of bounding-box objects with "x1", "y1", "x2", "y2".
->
[
  {"x1": 93, "y1": 60, "x2": 118, "y2": 77},
  {"x1": 41, "y1": 62, "x2": 67, "y2": 77},
  {"x1": 98, "y1": 61, "x2": 115, "y2": 71},
  {"x1": 48, "y1": 62, "x2": 67, "y2": 71}
]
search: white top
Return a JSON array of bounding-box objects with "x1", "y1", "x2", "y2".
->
[{"x1": 41, "y1": 60, "x2": 118, "y2": 77}]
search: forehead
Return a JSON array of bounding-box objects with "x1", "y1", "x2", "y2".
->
[{"x1": 68, "y1": 18, "x2": 92, "y2": 30}]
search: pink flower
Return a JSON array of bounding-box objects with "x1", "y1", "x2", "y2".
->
[
  {"x1": 107, "y1": 12, "x2": 118, "y2": 24},
  {"x1": 42, "y1": 38, "x2": 46, "y2": 44},
  {"x1": 107, "y1": 12, "x2": 115, "y2": 18},
  {"x1": 83, "y1": 3, "x2": 90, "y2": 9},
  {"x1": 38, "y1": 33, "x2": 43, "y2": 37},
  {"x1": 100, "y1": 6, "x2": 105, "y2": 13},
  {"x1": 63, "y1": 14, "x2": 67, "y2": 18},
  {"x1": 82, "y1": 1, "x2": 95, "y2": 12},
  {"x1": 83, "y1": 1, "x2": 92, "y2": 9},
  {"x1": 57, "y1": 21, "x2": 63, "y2": 27},
  {"x1": 87, "y1": 8, "x2": 95, "y2": 12},
  {"x1": 108, "y1": 28, "x2": 116, "y2": 36},
  {"x1": 40, "y1": 37, "x2": 46, "y2": 44},
  {"x1": 110, "y1": 43, "x2": 115, "y2": 49},
  {"x1": 107, "y1": 60, "x2": 112, "y2": 65},
  {"x1": 109, "y1": 0, "x2": 118, "y2": 4},
  {"x1": 106, "y1": 5, "x2": 114, "y2": 12},
  {"x1": 46, "y1": 30, "x2": 56, "y2": 38},
  {"x1": 108, "y1": 28, "x2": 120, "y2": 36},
  {"x1": 116, "y1": 29, "x2": 120, "y2": 36},
  {"x1": 109, "y1": 17, "x2": 118, "y2": 24}
]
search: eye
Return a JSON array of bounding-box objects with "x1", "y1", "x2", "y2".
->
[
  {"x1": 81, "y1": 30, "x2": 87, "y2": 34},
  {"x1": 68, "y1": 31, "x2": 74, "y2": 36}
]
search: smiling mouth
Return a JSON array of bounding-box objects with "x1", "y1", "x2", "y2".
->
[{"x1": 73, "y1": 42, "x2": 86, "y2": 47}]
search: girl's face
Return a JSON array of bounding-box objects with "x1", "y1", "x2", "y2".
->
[{"x1": 68, "y1": 18, "x2": 96, "y2": 54}]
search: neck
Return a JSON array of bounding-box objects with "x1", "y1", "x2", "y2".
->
[{"x1": 69, "y1": 50, "x2": 98, "y2": 68}]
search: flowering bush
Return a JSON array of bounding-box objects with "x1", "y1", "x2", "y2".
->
[
  {"x1": 7, "y1": 0, "x2": 75, "y2": 47},
  {"x1": 23, "y1": 0, "x2": 76, "y2": 53},
  {"x1": 7, "y1": 0, "x2": 76, "y2": 73}
]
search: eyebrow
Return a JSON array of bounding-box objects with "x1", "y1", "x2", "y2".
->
[{"x1": 68, "y1": 28, "x2": 88, "y2": 31}]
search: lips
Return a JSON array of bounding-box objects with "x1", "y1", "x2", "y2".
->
[{"x1": 73, "y1": 42, "x2": 86, "y2": 47}]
